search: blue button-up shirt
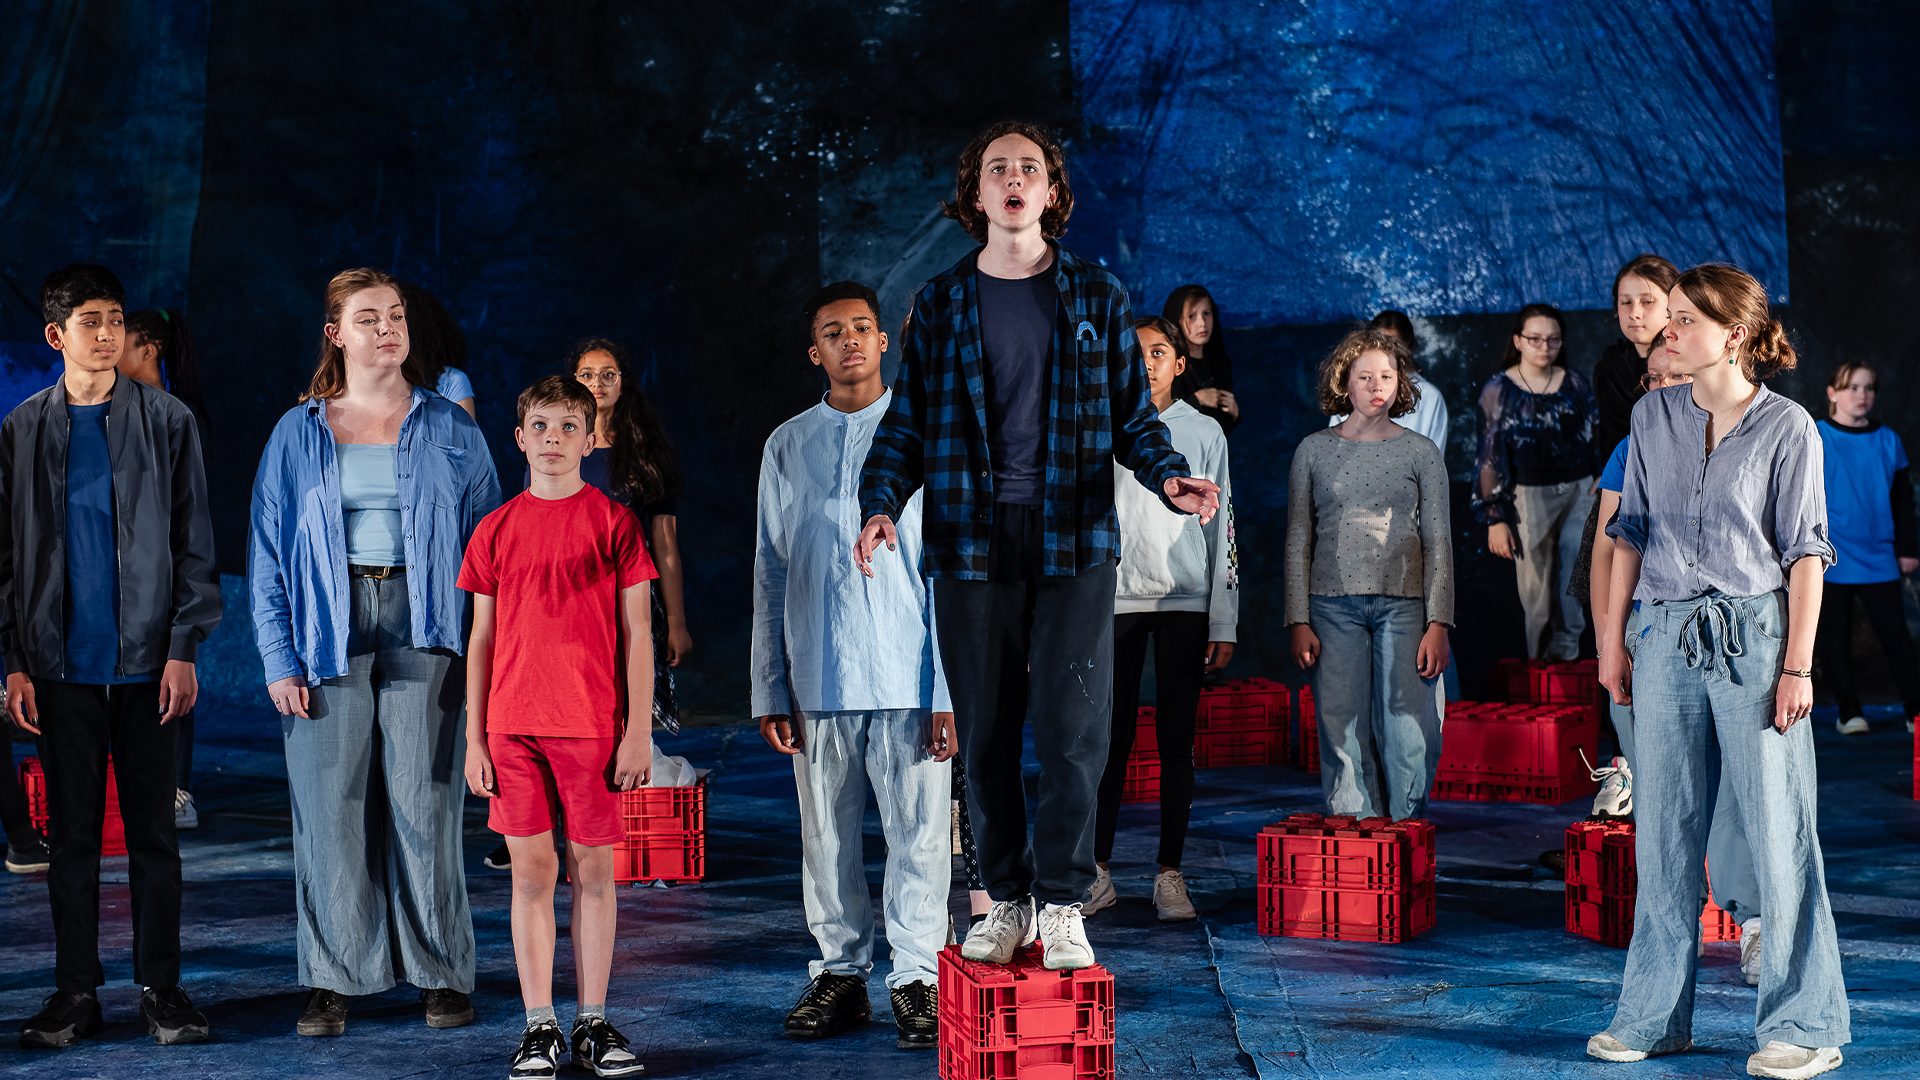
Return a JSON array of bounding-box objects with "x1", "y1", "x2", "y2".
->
[
  {"x1": 752, "y1": 390, "x2": 950, "y2": 718},
  {"x1": 248, "y1": 389, "x2": 501, "y2": 685}
]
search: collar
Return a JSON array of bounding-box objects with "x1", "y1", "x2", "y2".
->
[
  {"x1": 816, "y1": 386, "x2": 892, "y2": 423},
  {"x1": 1820, "y1": 417, "x2": 1881, "y2": 435}
]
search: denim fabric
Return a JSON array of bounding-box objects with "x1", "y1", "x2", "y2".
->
[
  {"x1": 1607, "y1": 591, "x2": 1849, "y2": 1052},
  {"x1": 792, "y1": 709, "x2": 951, "y2": 989},
  {"x1": 1512, "y1": 478, "x2": 1594, "y2": 660},
  {"x1": 1308, "y1": 594, "x2": 1443, "y2": 820},
  {"x1": 283, "y1": 576, "x2": 474, "y2": 995}
]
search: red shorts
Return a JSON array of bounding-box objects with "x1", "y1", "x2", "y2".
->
[{"x1": 486, "y1": 734, "x2": 623, "y2": 847}]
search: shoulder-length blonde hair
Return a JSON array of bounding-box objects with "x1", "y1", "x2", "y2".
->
[
  {"x1": 303, "y1": 267, "x2": 429, "y2": 401},
  {"x1": 1317, "y1": 327, "x2": 1419, "y2": 417}
]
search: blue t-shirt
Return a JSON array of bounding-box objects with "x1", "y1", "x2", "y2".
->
[
  {"x1": 1819, "y1": 418, "x2": 1909, "y2": 584},
  {"x1": 1597, "y1": 437, "x2": 1630, "y2": 494},
  {"x1": 62, "y1": 403, "x2": 144, "y2": 683},
  {"x1": 436, "y1": 366, "x2": 474, "y2": 402},
  {"x1": 977, "y1": 267, "x2": 1054, "y2": 506}
]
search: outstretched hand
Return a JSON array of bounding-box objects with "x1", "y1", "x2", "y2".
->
[{"x1": 1163, "y1": 476, "x2": 1221, "y2": 523}]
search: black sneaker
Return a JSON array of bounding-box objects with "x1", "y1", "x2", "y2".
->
[
  {"x1": 423, "y1": 987, "x2": 474, "y2": 1029},
  {"x1": 20, "y1": 991, "x2": 101, "y2": 1048},
  {"x1": 509, "y1": 1021, "x2": 567, "y2": 1080},
  {"x1": 890, "y1": 980, "x2": 937, "y2": 1050},
  {"x1": 140, "y1": 986, "x2": 210, "y2": 1045},
  {"x1": 483, "y1": 842, "x2": 512, "y2": 870},
  {"x1": 295, "y1": 988, "x2": 348, "y2": 1036},
  {"x1": 571, "y1": 1016, "x2": 646, "y2": 1077},
  {"x1": 5, "y1": 834, "x2": 50, "y2": 874},
  {"x1": 783, "y1": 972, "x2": 870, "y2": 1039}
]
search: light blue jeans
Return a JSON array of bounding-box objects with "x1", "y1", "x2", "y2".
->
[
  {"x1": 793, "y1": 709, "x2": 952, "y2": 989},
  {"x1": 1606, "y1": 591, "x2": 1849, "y2": 1052},
  {"x1": 1308, "y1": 594, "x2": 1444, "y2": 820}
]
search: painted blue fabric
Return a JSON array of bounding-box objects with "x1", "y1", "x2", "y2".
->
[
  {"x1": 1598, "y1": 437, "x2": 1631, "y2": 495},
  {"x1": 434, "y1": 366, "x2": 473, "y2": 402},
  {"x1": 61, "y1": 403, "x2": 141, "y2": 684},
  {"x1": 248, "y1": 389, "x2": 501, "y2": 686},
  {"x1": 1819, "y1": 418, "x2": 1908, "y2": 584},
  {"x1": 337, "y1": 443, "x2": 404, "y2": 565}
]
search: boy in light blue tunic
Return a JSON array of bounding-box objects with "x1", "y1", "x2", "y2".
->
[{"x1": 751, "y1": 281, "x2": 954, "y2": 1052}]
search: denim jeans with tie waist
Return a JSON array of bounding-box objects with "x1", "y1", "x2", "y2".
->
[{"x1": 1606, "y1": 591, "x2": 1850, "y2": 1052}]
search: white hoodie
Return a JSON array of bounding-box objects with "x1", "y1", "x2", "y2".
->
[{"x1": 1114, "y1": 400, "x2": 1238, "y2": 640}]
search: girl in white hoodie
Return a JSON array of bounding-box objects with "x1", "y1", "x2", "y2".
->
[{"x1": 1088, "y1": 317, "x2": 1237, "y2": 922}]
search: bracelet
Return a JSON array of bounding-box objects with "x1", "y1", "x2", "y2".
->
[{"x1": 1782, "y1": 666, "x2": 1812, "y2": 679}]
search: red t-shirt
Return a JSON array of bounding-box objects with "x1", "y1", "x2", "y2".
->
[{"x1": 457, "y1": 484, "x2": 658, "y2": 738}]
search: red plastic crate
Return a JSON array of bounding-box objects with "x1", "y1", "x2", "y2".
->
[
  {"x1": 1701, "y1": 881, "x2": 1743, "y2": 943},
  {"x1": 21, "y1": 756, "x2": 127, "y2": 857},
  {"x1": 1432, "y1": 702, "x2": 1598, "y2": 804},
  {"x1": 611, "y1": 777, "x2": 706, "y2": 884},
  {"x1": 1565, "y1": 881, "x2": 1635, "y2": 947},
  {"x1": 1257, "y1": 880, "x2": 1436, "y2": 942},
  {"x1": 1119, "y1": 757, "x2": 1159, "y2": 804},
  {"x1": 1132, "y1": 706, "x2": 1156, "y2": 758},
  {"x1": 1565, "y1": 820, "x2": 1636, "y2": 897},
  {"x1": 1259, "y1": 814, "x2": 1435, "y2": 892},
  {"x1": 1296, "y1": 686, "x2": 1320, "y2": 775},
  {"x1": 937, "y1": 943, "x2": 1115, "y2": 1080},
  {"x1": 1193, "y1": 725, "x2": 1285, "y2": 767},
  {"x1": 1196, "y1": 677, "x2": 1289, "y2": 732},
  {"x1": 1489, "y1": 658, "x2": 1600, "y2": 705}
]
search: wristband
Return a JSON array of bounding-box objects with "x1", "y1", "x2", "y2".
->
[{"x1": 1781, "y1": 667, "x2": 1812, "y2": 679}]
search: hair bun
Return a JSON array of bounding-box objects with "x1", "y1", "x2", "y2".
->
[{"x1": 1749, "y1": 318, "x2": 1797, "y2": 380}]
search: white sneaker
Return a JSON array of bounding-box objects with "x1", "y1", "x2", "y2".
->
[
  {"x1": 1740, "y1": 918, "x2": 1763, "y2": 987},
  {"x1": 1036, "y1": 902, "x2": 1094, "y2": 970},
  {"x1": 1083, "y1": 866, "x2": 1116, "y2": 915},
  {"x1": 1585, "y1": 1033, "x2": 1648, "y2": 1062},
  {"x1": 1834, "y1": 715, "x2": 1869, "y2": 736},
  {"x1": 1152, "y1": 869, "x2": 1197, "y2": 921},
  {"x1": 1746, "y1": 1041, "x2": 1841, "y2": 1079},
  {"x1": 1588, "y1": 755, "x2": 1633, "y2": 818},
  {"x1": 174, "y1": 789, "x2": 199, "y2": 830},
  {"x1": 960, "y1": 897, "x2": 1035, "y2": 965}
]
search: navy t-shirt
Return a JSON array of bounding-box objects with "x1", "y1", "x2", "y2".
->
[
  {"x1": 63, "y1": 402, "x2": 141, "y2": 683},
  {"x1": 977, "y1": 267, "x2": 1055, "y2": 506}
]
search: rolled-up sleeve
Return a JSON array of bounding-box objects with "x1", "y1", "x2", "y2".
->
[{"x1": 1772, "y1": 414, "x2": 1836, "y2": 572}]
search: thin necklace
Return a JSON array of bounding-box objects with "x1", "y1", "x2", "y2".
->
[{"x1": 1515, "y1": 365, "x2": 1550, "y2": 394}]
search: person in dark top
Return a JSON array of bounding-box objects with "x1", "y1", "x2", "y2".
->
[
  {"x1": 1591, "y1": 254, "x2": 1680, "y2": 462},
  {"x1": 1162, "y1": 284, "x2": 1238, "y2": 434},
  {"x1": 1473, "y1": 303, "x2": 1598, "y2": 660}
]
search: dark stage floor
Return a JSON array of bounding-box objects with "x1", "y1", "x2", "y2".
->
[{"x1": 3, "y1": 698, "x2": 1917, "y2": 1080}]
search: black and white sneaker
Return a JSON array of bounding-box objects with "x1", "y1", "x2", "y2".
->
[
  {"x1": 483, "y1": 843, "x2": 512, "y2": 870},
  {"x1": 509, "y1": 1021, "x2": 567, "y2": 1079},
  {"x1": 572, "y1": 1017, "x2": 645, "y2": 1076},
  {"x1": 5, "y1": 834, "x2": 50, "y2": 874}
]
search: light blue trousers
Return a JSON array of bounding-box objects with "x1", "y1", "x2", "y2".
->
[
  {"x1": 1309, "y1": 594, "x2": 1444, "y2": 820},
  {"x1": 283, "y1": 576, "x2": 474, "y2": 995},
  {"x1": 1606, "y1": 592, "x2": 1850, "y2": 1052},
  {"x1": 793, "y1": 709, "x2": 952, "y2": 989}
]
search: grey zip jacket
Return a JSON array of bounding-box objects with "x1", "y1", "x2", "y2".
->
[{"x1": 0, "y1": 374, "x2": 222, "y2": 681}]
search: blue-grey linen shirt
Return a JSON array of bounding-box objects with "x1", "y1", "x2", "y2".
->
[
  {"x1": 1607, "y1": 384, "x2": 1834, "y2": 603},
  {"x1": 752, "y1": 390, "x2": 951, "y2": 718}
]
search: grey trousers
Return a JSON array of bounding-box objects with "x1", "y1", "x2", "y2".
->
[
  {"x1": 1512, "y1": 479, "x2": 1594, "y2": 660},
  {"x1": 283, "y1": 575, "x2": 475, "y2": 995}
]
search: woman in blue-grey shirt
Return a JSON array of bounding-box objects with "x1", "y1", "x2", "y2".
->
[
  {"x1": 248, "y1": 267, "x2": 501, "y2": 1039},
  {"x1": 1590, "y1": 264, "x2": 1849, "y2": 1078}
]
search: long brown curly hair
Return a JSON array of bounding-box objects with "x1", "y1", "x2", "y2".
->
[{"x1": 940, "y1": 119, "x2": 1074, "y2": 243}]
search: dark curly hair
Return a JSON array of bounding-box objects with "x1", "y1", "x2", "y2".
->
[
  {"x1": 1316, "y1": 328, "x2": 1420, "y2": 419},
  {"x1": 940, "y1": 119, "x2": 1074, "y2": 243},
  {"x1": 563, "y1": 338, "x2": 683, "y2": 508}
]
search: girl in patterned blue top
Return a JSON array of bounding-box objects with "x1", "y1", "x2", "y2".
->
[{"x1": 1813, "y1": 359, "x2": 1920, "y2": 736}]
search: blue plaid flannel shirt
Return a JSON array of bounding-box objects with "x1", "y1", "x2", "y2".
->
[{"x1": 859, "y1": 245, "x2": 1191, "y2": 580}]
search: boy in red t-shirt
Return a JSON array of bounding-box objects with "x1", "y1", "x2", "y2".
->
[{"x1": 458, "y1": 375, "x2": 656, "y2": 1079}]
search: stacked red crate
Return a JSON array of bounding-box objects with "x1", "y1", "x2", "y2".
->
[
  {"x1": 21, "y1": 756, "x2": 127, "y2": 857},
  {"x1": 1256, "y1": 813, "x2": 1436, "y2": 943},
  {"x1": 937, "y1": 943, "x2": 1115, "y2": 1080},
  {"x1": 1431, "y1": 701, "x2": 1599, "y2": 804},
  {"x1": 610, "y1": 776, "x2": 706, "y2": 884},
  {"x1": 1120, "y1": 707, "x2": 1159, "y2": 804},
  {"x1": 1193, "y1": 677, "x2": 1288, "y2": 767},
  {"x1": 1489, "y1": 658, "x2": 1601, "y2": 715},
  {"x1": 1564, "y1": 820, "x2": 1743, "y2": 947},
  {"x1": 1296, "y1": 686, "x2": 1320, "y2": 776}
]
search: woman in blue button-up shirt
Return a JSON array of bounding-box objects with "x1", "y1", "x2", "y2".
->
[{"x1": 247, "y1": 268, "x2": 500, "y2": 1036}]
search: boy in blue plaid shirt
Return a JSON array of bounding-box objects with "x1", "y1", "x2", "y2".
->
[{"x1": 857, "y1": 120, "x2": 1219, "y2": 970}]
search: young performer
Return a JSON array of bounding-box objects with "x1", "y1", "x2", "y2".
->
[
  {"x1": 754, "y1": 282, "x2": 954, "y2": 1049},
  {"x1": 399, "y1": 282, "x2": 477, "y2": 419},
  {"x1": 1814, "y1": 361, "x2": 1920, "y2": 735},
  {"x1": 461, "y1": 375, "x2": 655, "y2": 1079},
  {"x1": 1161, "y1": 284, "x2": 1238, "y2": 433},
  {"x1": 1287, "y1": 329, "x2": 1452, "y2": 820},
  {"x1": 4, "y1": 264, "x2": 221, "y2": 1047},
  {"x1": 1592, "y1": 264, "x2": 1849, "y2": 1078},
  {"x1": 249, "y1": 268, "x2": 500, "y2": 1037},
  {"x1": 1089, "y1": 316, "x2": 1236, "y2": 921},
  {"x1": 857, "y1": 119, "x2": 1218, "y2": 970},
  {"x1": 1328, "y1": 311, "x2": 1450, "y2": 454}
]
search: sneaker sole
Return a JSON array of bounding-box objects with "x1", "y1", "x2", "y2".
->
[
  {"x1": 1156, "y1": 908, "x2": 1198, "y2": 922},
  {"x1": 960, "y1": 934, "x2": 1034, "y2": 965},
  {"x1": 572, "y1": 1053, "x2": 648, "y2": 1076},
  {"x1": 296, "y1": 1017, "x2": 346, "y2": 1037},
  {"x1": 426, "y1": 1007, "x2": 476, "y2": 1029},
  {"x1": 483, "y1": 859, "x2": 512, "y2": 870},
  {"x1": 20, "y1": 1017, "x2": 98, "y2": 1049},
  {"x1": 897, "y1": 1033, "x2": 937, "y2": 1051},
  {"x1": 148, "y1": 1017, "x2": 210, "y2": 1045},
  {"x1": 1747, "y1": 1050, "x2": 1842, "y2": 1080},
  {"x1": 1082, "y1": 891, "x2": 1116, "y2": 915},
  {"x1": 782, "y1": 1008, "x2": 871, "y2": 1039},
  {"x1": 1041, "y1": 949, "x2": 1095, "y2": 971},
  {"x1": 1587, "y1": 1045, "x2": 1648, "y2": 1063},
  {"x1": 5, "y1": 862, "x2": 50, "y2": 874}
]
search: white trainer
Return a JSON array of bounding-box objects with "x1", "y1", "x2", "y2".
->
[
  {"x1": 1588, "y1": 755, "x2": 1633, "y2": 819},
  {"x1": 1834, "y1": 715, "x2": 1869, "y2": 736},
  {"x1": 1083, "y1": 866, "x2": 1116, "y2": 915},
  {"x1": 1740, "y1": 918, "x2": 1763, "y2": 987},
  {"x1": 960, "y1": 897, "x2": 1035, "y2": 965},
  {"x1": 1036, "y1": 902, "x2": 1094, "y2": 970},
  {"x1": 174, "y1": 789, "x2": 199, "y2": 830},
  {"x1": 1746, "y1": 1041, "x2": 1841, "y2": 1079},
  {"x1": 1585, "y1": 1033, "x2": 1648, "y2": 1062},
  {"x1": 1152, "y1": 869, "x2": 1197, "y2": 921}
]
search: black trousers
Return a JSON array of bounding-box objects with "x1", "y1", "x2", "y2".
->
[
  {"x1": 34, "y1": 680, "x2": 182, "y2": 992},
  {"x1": 934, "y1": 502, "x2": 1116, "y2": 906},
  {"x1": 1814, "y1": 580, "x2": 1920, "y2": 719},
  {"x1": 1093, "y1": 610, "x2": 1208, "y2": 868}
]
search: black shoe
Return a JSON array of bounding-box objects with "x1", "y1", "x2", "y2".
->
[
  {"x1": 891, "y1": 981, "x2": 937, "y2": 1050},
  {"x1": 510, "y1": 1021, "x2": 567, "y2": 1079},
  {"x1": 423, "y1": 987, "x2": 474, "y2": 1028},
  {"x1": 5, "y1": 833, "x2": 50, "y2": 874},
  {"x1": 295, "y1": 988, "x2": 348, "y2": 1036},
  {"x1": 571, "y1": 1016, "x2": 646, "y2": 1077},
  {"x1": 783, "y1": 972, "x2": 870, "y2": 1039},
  {"x1": 20, "y1": 991, "x2": 101, "y2": 1048},
  {"x1": 484, "y1": 842, "x2": 512, "y2": 870},
  {"x1": 141, "y1": 986, "x2": 210, "y2": 1045}
]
